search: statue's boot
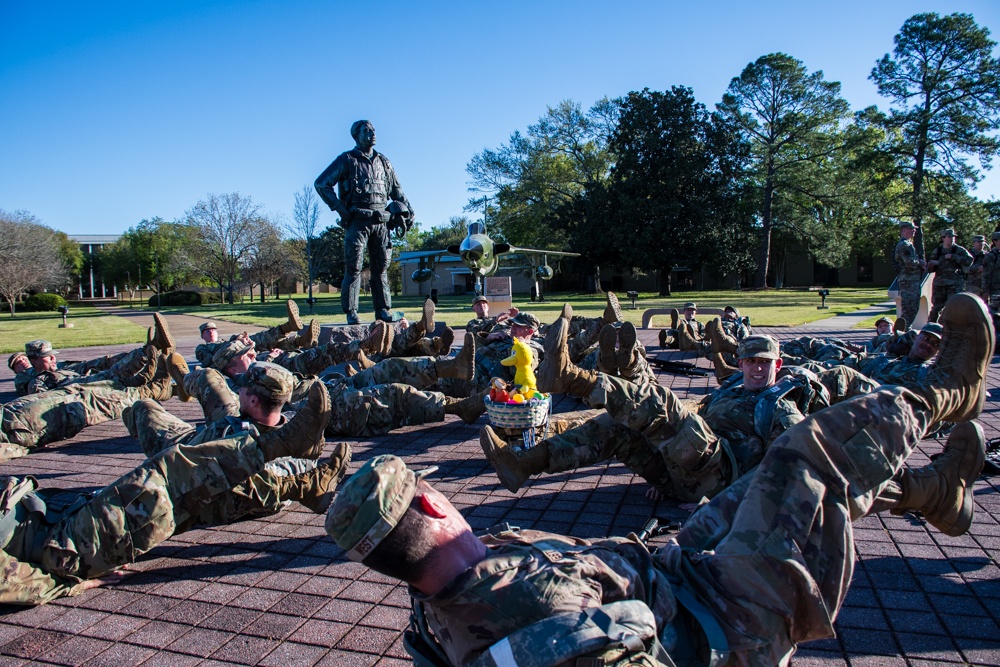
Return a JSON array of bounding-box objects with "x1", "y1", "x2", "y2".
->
[
  {"x1": 480, "y1": 425, "x2": 549, "y2": 493},
  {"x1": 445, "y1": 389, "x2": 490, "y2": 424},
  {"x1": 710, "y1": 352, "x2": 739, "y2": 385},
  {"x1": 436, "y1": 333, "x2": 475, "y2": 380},
  {"x1": 889, "y1": 420, "x2": 985, "y2": 536},
  {"x1": 257, "y1": 383, "x2": 330, "y2": 461},
  {"x1": 280, "y1": 299, "x2": 304, "y2": 335},
  {"x1": 277, "y1": 443, "x2": 352, "y2": 514},
  {"x1": 152, "y1": 313, "x2": 174, "y2": 353},
  {"x1": 708, "y1": 318, "x2": 738, "y2": 355},
  {"x1": 295, "y1": 319, "x2": 321, "y2": 348},
  {"x1": 537, "y1": 317, "x2": 598, "y2": 397},
  {"x1": 597, "y1": 324, "x2": 618, "y2": 374},
  {"x1": 435, "y1": 327, "x2": 456, "y2": 356},
  {"x1": 604, "y1": 292, "x2": 623, "y2": 325},
  {"x1": 164, "y1": 353, "x2": 192, "y2": 402},
  {"x1": 907, "y1": 293, "x2": 993, "y2": 424}
]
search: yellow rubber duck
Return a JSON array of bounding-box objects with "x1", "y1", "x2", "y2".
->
[{"x1": 501, "y1": 338, "x2": 537, "y2": 394}]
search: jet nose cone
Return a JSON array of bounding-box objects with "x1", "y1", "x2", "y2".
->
[{"x1": 461, "y1": 240, "x2": 484, "y2": 263}]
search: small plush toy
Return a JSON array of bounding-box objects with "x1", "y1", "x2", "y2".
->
[
  {"x1": 501, "y1": 338, "x2": 537, "y2": 393},
  {"x1": 489, "y1": 377, "x2": 510, "y2": 403}
]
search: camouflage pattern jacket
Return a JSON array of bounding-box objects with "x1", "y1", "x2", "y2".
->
[
  {"x1": 893, "y1": 238, "x2": 924, "y2": 279},
  {"x1": 928, "y1": 243, "x2": 974, "y2": 286},
  {"x1": 413, "y1": 528, "x2": 680, "y2": 667},
  {"x1": 465, "y1": 316, "x2": 509, "y2": 340},
  {"x1": 859, "y1": 355, "x2": 930, "y2": 385},
  {"x1": 982, "y1": 247, "x2": 1000, "y2": 297},
  {"x1": 968, "y1": 248, "x2": 986, "y2": 292}
]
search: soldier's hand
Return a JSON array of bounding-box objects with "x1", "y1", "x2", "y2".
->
[
  {"x1": 508, "y1": 307, "x2": 519, "y2": 318},
  {"x1": 486, "y1": 331, "x2": 507, "y2": 342},
  {"x1": 645, "y1": 487, "x2": 663, "y2": 501},
  {"x1": 77, "y1": 566, "x2": 130, "y2": 593}
]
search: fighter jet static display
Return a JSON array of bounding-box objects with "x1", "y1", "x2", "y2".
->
[{"x1": 405, "y1": 221, "x2": 580, "y2": 297}]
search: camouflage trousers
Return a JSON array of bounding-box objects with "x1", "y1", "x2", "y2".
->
[
  {"x1": 897, "y1": 277, "x2": 921, "y2": 327},
  {"x1": 929, "y1": 278, "x2": 964, "y2": 322},
  {"x1": 62, "y1": 351, "x2": 130, "y2": 377},
  {"x1": 0, "y1": 381, "x2": 145, "y2": 461},
  {"x1": 38, "y1": 433, "x2": 269, "y2": 580},
  {"x1": 535, "y1": 374, "x2": 730, "y2": 502},
  {"x1": 251, "y1": 325, "x2": 297, "y2": 353},
  {"x1": 123, "y1": 399, "x2": 316, "y2": 524},
  {"x1": 326, "y1": 382, "x2": 446, "y2": 437},
  {"x1": 660, "y1": 386, "x2": 934, "y2": 664},
  {"x1": 577, "y1": 345, "x2": 657, "y2": 388},
  {"x1": 270, "y1": 339, "x2": 362, "y2": 375}
]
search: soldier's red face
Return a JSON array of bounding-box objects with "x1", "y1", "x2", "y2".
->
[
  {"x1": 202, "y1": 329, "x2": 218, "y2": 343},
  {"x1": 472, "y1": 302, "x2": 489, "y2": 319},
  {"x1": 32, "y1": 355, "x2": 58, "y2": 372},
  {"x1": 739, "y1": 356, "x2": 781, "y2": 391},
  {"x1": 510, "y1": 324, "x2": 534, "y2": 341},
  {"x1": 11, "y1": 357, "x2": 30, "y2": 374}
]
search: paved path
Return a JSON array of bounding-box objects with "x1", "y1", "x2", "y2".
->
[
  {"x1": 799, "y1": 301, "x2": 897, "y2": 330},
  {"x1": 0, "y1": 326, "x2": 997, "y2": 666}
]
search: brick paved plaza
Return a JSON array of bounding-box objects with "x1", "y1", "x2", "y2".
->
[{"x1": 0, "y1": 317, "x2": 998, "y2": 666}]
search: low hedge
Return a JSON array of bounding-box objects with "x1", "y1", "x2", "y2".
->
[
  {"x1": 21, "y1": 293, "x2": 68, "y2": 312},
  {"x1": 149, "y1": 290, "x2": 223, "y2": 307}
]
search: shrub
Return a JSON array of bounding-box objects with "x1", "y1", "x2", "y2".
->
[
  {"x1": 149, "y1": 290, "x2": 222, "y2": 307},
  {"x1": 21, "y1": 293, "x2": 68, "y2": 312}
]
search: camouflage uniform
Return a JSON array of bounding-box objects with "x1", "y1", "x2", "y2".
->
[
  {"x1": 194, "y1": 326, "x2": 297, "y2": 368},
  {"x1": 967, "y1": 237, "x2": 986, "y2": 298},
  {"x1": 334, "y1": 380, "x2": 941, "y2": 666},
  {"x1": 466, "y1": 316, "x2": 508, "y2": 340},
  {"x1": 526, "y1": 372, "x2": 803, "y2": 502},
  {"x1": 894, "y1": 231, "x2": 924, "y2": 325},
  {"x1": 0, "y1": 381, "x2": 154, "y2": 462},
  {"x1": 982, "y1": 242, "x2": 1000, "y2": 310},
  {"x1": 0, "y1": 432, "x2": 275, "y2": 605},
  {"x1": 859, "y1": 355, "x2": 930, "y2": 385},
  {"x1": 25, "y1": 347, "x2": 148, "y2": 395},
  {"x1": 927, "y1": 237, "x2": 973, "y2": 322}
]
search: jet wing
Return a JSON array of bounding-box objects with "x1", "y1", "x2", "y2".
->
[{"x1": 505, "y1": 247, "x2": 581, "y2": 258}]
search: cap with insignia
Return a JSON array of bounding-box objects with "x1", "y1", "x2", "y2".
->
[
  {"x1": 325, "y1": 455, "x2": 437, "y2": 562},
  {"x1": 232, "y1": 362, "x2": 294, "y2": 401},
  {"x1": 211, "y1": 339, "x2": 253, "y2": 370},
  {"x1": 7, "y1": 352, "x2": 27, "y2": 371},
  {"x1": 683, "y1": 302, "x2": 697, "y2": 310},
  {"x1": 510, "y1": 312, "x2": 540, "y2": 332},
  {"x1": 199, "y1": 322, "x2": 218, "y2": 334},
  {"x1": 24, "y1": 340, "x2": 56, "y2": 359},
  {"x1": 940, "y1": 228, "x2": 956, "y2": 238},
  {"x1": 736, "y1": 334, "x2": 780, "y2": 360},
  {"x1": 920, "y1": 322, "x2": 944, "y2": 339},
  {"x1": 472, "y1": 295, "x2": 488, "y2": 305}
]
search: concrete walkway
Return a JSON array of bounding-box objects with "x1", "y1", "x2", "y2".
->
[{"x1": 798, "y1": 300, "x2": 897, "y2": 330}]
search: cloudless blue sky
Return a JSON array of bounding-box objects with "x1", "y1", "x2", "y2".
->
[{"x1": 2, "y1": 1, "x2": 999, "y2": 237}]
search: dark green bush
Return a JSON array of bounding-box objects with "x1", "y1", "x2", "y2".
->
[
  {"x1": 21, "y1": 293, "x2": 68, "y2": 312},
  {"x1": 149, "y1": 290, "x2": 223, "y2": 307}
]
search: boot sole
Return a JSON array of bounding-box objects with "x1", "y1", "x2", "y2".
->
[
  {"x1": 287, "y1": 300, "x2": 304, "y2": 330},
  {"x1": 605, "y1": 292, "x2": 622, "y2": 324},
  {"x1": 153, "y1": 313, "x2": 174, "y2": 352},
  {"x1": 422, "y1": 299, "x2": 435, "y2": 333},
  {"x1": 598, "y1": 324, "x2": 618, "y2": 373}
]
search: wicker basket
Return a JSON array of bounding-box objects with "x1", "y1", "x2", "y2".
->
[{"x1": 484, "y1": 395, "x2": 551, "y2": 429}]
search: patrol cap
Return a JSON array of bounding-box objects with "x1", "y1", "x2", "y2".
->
[
  {"x1": 510, "y1": 312, "x2": 540, "y2": 332},
  {"x1": 211, "y1": 339, "x2": 253, "y2": 370},
  {"x1": 724, "y1": 305, "x2": 740, "y2": 317},
  {"x1": 232, "y1": 362, "x2": 293, "y2": 401},
  {"x1": 898, "y1": 221, "x2": 916, "y2": 230},
  {"x1": 920, "y1": 322, "x2": 944, "y2": 340},
  {"x1": 875, "y1": 316, "x2": 892, "y2": 327},
  {"x1": 472, "y1": 295, "x2": 489, "y2": 305},
  {"x1": 325, "y1": 455, "x2": 437, "y2": 562},
  {"x1": 736, "y1": 334, "x2": 780, "y2": 360},
  {"x1": 973, "y1": 235, "x2": 986, "y2": 242},
  {"x1": 992, "y1": 231, "x2": 1000, "y2": 241},
  {"x1": 7, "y1": 352, "x2": 27, "y2": 371},
  {"x1": 199, "y1": 322, "x2": 218, "y2": 334},
  {"x1": 940, "y1": 228, "x2": 956, "y2": 238},
  {"x1": 683, "y1": 302, "x2": 697, "y2": 310},
  {"x1": 25, "y1": 340, "x2": 56, "y2": 359}
]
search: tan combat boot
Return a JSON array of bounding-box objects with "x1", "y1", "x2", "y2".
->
[
  {"x1": 295, "y1": 319, "x2": 321, "y2": 349},
  {"x1": 345, "y1": 364, "x2": 358, "y2": 378},
  {"x1": 480, "y1": 425, "x2": 549, "y2": 493},
  {"x1": 445, "y1": 389, "x2": 489, "y2": 424},
  {"x1": 675, "y1": 321, "x2": 699, "y2": 352},
  {"x1": 616, "y1": 322, "x2": 642, "y2": 374},
  {"x1": 560, "y1": 303, "x2": 573, "y2": 321},
  {"x1": 670, "y1": 308, "x2": 679, "y2": 331},
  {"x1": 434, "y1": 327, "x2": 456, "y2": 356},
  {"x1": 152, "y1": 313, "x2": 174, "y2": 353},
  {"x1": 537, "y1": 317, "x2": 598, "y2": 397},
  {"x1": 436, "y1": 332, "x2": 476, "y2": 380},
  {"x1": 708, "y1": 318, "x2": 738, "y2": 355},
  {"x1": 278, "y1": 443, "x2": 352, "y2": 514},
  {"x1": 359, "y1": 321, "x2": 387, "y2": 355},
  {"x1": 658, "y1": 329, "x2": 675, "y2": 349},
  {"x1": 257, "y1": 383, "x2": 331, "y2": 461},
  {"x1": 382, "y1": 320, "x2": 395, "y2": 355},
  {"x1": 355, "y1": 350, "x2": 375, "y2": 370},
  {"x1": 908, "y1": 293, "x2": 994, "y2": 424},
  {"x1": 710, "y1": 352, "x2": 739, "y2": 385},
  {"x1": 418, "y1": 298, "x2": 435, "y2": 334},
  {"x1": 279, "y1": 299, "x2": 305, "y2": 335},
  {"x1": 164, "y1": 353, "x2": 192, "y2": 402},
  {"x1": 890, "y1": 421, "x2": 986, "y2": 536},
  {"x1": 604, "y1": 292, "x2": 623, "y2": 325},
  {"x1": 597, "y1": 324, "x2": 618, "y2": 374}
]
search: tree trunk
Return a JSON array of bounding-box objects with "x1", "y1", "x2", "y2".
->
[
  {"x1": 754, "y1": 165, "x2": 776, "y2": 288},
  {"x1": 260, "y1": 281, "x2": 266, "y2": 303},
  {"x1": 584, "y1": 264, "x2": 603, "y2": 293},
  {"x1": 659, "y1": 266, "x2": 672, "y2": 296}
]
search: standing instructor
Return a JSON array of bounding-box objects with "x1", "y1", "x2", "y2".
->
[{"x1": 315, "y1": 120, "x2": 414, "y2": 324}]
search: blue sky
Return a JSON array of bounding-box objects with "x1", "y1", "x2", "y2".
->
[{"x1": 2, "y1": 1, "x2": 999, "y2": 237}]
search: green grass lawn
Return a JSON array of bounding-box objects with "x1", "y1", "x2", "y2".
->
[
  {"x1": 160, "y1": 287, "x2": 892, "y2": 329},
  {"x1": 0, "y1": 305, "x2": 148, "y2": 354}
]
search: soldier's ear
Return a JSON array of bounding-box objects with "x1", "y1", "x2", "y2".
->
[{"x1": 418, "y1": 492, "x2": 448, "y2": 519}]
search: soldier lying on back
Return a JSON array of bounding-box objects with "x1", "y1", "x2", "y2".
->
[{"x1": 326, "y1": 292, "x2": 991, "y2": 667}]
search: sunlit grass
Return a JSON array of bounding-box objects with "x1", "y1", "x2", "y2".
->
[{"x1": 0, "y1": 305, "x2": 147, "y2": 353}]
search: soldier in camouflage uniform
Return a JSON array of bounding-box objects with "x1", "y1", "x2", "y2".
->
[
  {"x1": 481, "y1": 330, "x2": 805, "y2": 501},
  {"x1": 658, "y1": 302, "x2": 704, "y2": 351},
  {"x1": 927, "y1": 228, "x2": 974, "y2": 322},
  {"x1": 981, "y1": 231, "x2": 1000, "y2": 310},
  {"x1": 0, "y1": 351, "x2": 190, "y2": 462},
  {"x1": 466, "y1": 295, "x2": 517, "y2": 340},
  {"x1": 326, "y1": 293, "x2": 991, "y2": 667},
  {"x1": 8, "y1": 353, "x2": 35, "y2": 398},
  {"x1": 0, "y1": 382, "x2": 332, "y2": 606},
  {"x1": 894, "y1": 221, "x2": 926, "y2": 327},
  {"x1": 193, "y1": 300, "x2": 319, "y2": 368},
  {"x1": 967, "y1": 235, "x2": 987, "y2": 298}
]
